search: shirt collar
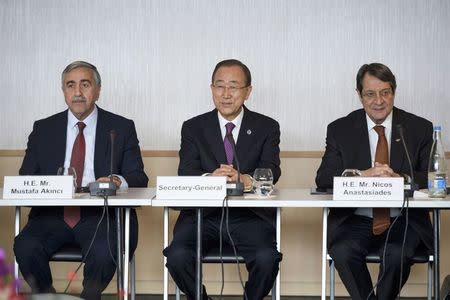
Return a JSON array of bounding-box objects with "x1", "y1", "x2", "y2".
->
[
  {"x1": 68, "y1": 105, "x2": 98, "y2": 129},
  {"x1": 217, "y1": 108, "x2": 244, "y2": 130},
  {"x1": 366, "y1": 110, "x2": 393, "y2": 132}
]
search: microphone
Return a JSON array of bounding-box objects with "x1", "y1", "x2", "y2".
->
[
  {"x1": 89, "y1": 130, "x2": 117, "y2": 196},
  {"x1": 396, "y1": 124, "x2": 418, "y2": 195},
  {"x1": 109, "y1": 130, "x2": 116, "y2": 182},
  {"x1": 225, "y1": 134, "x2": 244, "y2": 196}
]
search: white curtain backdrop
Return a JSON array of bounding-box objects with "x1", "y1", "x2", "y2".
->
[{"x1": 1, "y1": 0, "x2": 449, "y2": 150}]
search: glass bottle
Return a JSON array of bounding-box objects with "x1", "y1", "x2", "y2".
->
[{"x1": 428, "y1": 126, "x2": 447, "y2": 198}]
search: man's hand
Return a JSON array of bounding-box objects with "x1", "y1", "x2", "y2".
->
[
  {"x1": 211, "y1": 164, "x2": 252, "y2": 188},
  {"x1": 360, "y1": 162, "x2": 401, "y2": 177},
  {"x1": 96, "y1": 176, "x2": 122, "y2": 188},
  {"x1": 212, "y1": 164, "x2": 239, "y2": 181}
]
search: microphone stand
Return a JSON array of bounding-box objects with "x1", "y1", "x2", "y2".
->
[
  {"x1": 395, "y1": 124, "x2": 414, "y2": 299},
  {"x1": 396, "y1": 124, "x2": 417, "y2": 197},
  {"x1": 89, "y1": 130, "x2": 117, "y2": 196},
  {"x1": 225, "y1": 133, "x2": 244, "y2": 196}
]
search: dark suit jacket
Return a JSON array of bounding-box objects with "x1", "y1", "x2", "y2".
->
[
  {"x1": 20, "y1": 106, "x2": 148, "y2": 218},
  {"x1": 177, "y1": 106, "x2": 281, "y2": 225},
  {"x1": 315, "y1": 107, "x2": 433, "y2": 249}
]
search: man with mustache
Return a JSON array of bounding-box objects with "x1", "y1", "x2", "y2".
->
[
  {"x1": 316, "y1": 63, "x2": 433, "y2": 299},
  {"x1": 14, "y1": 61, "x2": 148, "y2": 300}
]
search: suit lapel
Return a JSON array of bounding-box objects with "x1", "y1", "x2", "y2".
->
[
  {"x1": 204, "y1": 110, "x2": 227, "y2": 165},
  {"x1": 55, "y1": 111, "x2": 68, "y2": 169},
  {"x1": 390, "y1": 107, "x2": 405, "y2": 172},
  {"x1": 236, "y1": 107, "x2": 254, "y2": 167},
  {"x1": 353, "y1": 110, "x2": 372, "y2": 170}
]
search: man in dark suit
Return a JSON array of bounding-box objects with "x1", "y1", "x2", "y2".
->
[
  {"x1": 316, "y1": 63, "x2": 433, "y2": 300},
  {"x1": 163, "y1": 59, "x2": 282, "y2": 300},
  {"x1": 14, "y1": 61, "x2": 148, "y2": 300}
]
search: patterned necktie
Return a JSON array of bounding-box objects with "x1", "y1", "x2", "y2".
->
[
  {"x1": 64, "y1": 121, "x2": 86, "y2": 228},
  {"x1": 372, "y1": 125, "x2": 391, "y2": 235},
  {"x1": 224, "y1": 122, "x2": 236, "y2": 165}
]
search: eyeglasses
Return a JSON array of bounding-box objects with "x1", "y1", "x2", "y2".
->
[
  {"x1": 212, "y1": 84, "x2": 249, "y2": 94},
  {"x1": 361, "y1": 88, "x2": 393, "y2": 100}
]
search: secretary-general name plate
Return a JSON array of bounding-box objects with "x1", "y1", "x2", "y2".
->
[
  {"x1": 333, "y1": 177, "x2": 404, "y2": 201},
  {"x1": 156, "y1": 176, "x2": 226, "y2": 199},
  {"x1": 3, "y1": 176, "x2": 74, "y2": 199}
]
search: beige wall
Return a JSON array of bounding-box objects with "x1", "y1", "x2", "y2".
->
[{"x1": 1, "y1": 154, "x2": 450, "y2": 297}]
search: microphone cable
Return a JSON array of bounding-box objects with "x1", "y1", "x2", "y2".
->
[
  {"x1": 395, "y1": 123, "x2": 413, "y2": 299},
  {"x1": 366, "y1": 123, "x2": 414, "y2": 299},
  {"x1": 64, "y1": 130, "x2": 119, "y2": 294},
  {"x1": 224, "y1": 196, "x2": 249, "y2": 300},
  {"x1": 64, "y1": 201, "x2": 107, "y2": 294},
  {"x1": 218, "y1": 196, "x2": 248, "y2": 300},
  {"x1": 397, "y1": 192, "x2": 410, "y2": 299},
  {"x1": 104, "y1": 194, "x2": 118, "y2": 267},
  {"x1": 365, "y1": 196, "x2": 407, "y2": 300},
  {"x1": 219, "y1": 197, "x2": 226, "y2": 300}
]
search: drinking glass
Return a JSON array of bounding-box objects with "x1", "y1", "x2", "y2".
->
[
  {"x1": 252, "y1": 168, "x2": 274, "y2": 196},
  {"x1": 57, "y1": 167, "x2": 77, "y2": 193}
]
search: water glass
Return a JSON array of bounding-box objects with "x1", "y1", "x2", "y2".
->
[
  {"x1": 57, "y1": 167, "x2": 77, "y2": 192},
  {"x1": 252, "y1": 168, "x2": 274, "y2": 196}
]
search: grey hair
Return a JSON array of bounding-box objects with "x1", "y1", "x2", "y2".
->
[{"x1": 61, "y1": 61, "x2": 101, "y2": 88}]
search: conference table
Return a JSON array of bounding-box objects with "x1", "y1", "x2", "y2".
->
[
  {"x1": 0, "y1": 187, "x2": 154, "y2": 300},
  {"x1": 2, "y1": 187, "x2": 449, "y2": 299},
  {"x1": 153, "y1": 188, "x2": 450, "y2": 300}
]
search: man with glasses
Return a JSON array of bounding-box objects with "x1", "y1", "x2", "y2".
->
[
  {"x1": 316, "y1": 63, "x2": 433, "y2": 299},
  {"x1": 163, "y1": 59, "x2": 282, "y2": 300}
]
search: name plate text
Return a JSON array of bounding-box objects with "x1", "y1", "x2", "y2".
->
[
  {"x1": 333, "y1": 177, "x2": 404, "y2": 201},
  {"x1": 3, "y1": 176, "x2": 73, "y2": 199},
  {"x1": 156, "y1": 176, "x2": 226, "y2": 199}
]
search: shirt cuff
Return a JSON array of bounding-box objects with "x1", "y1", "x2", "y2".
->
[{"x1": 112, "y1": 174, "x2": 128, "y2": 189}]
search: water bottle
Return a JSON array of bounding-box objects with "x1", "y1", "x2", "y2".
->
[{"x1": 428, "y1": 126, "x2": 447, "y2": 198}]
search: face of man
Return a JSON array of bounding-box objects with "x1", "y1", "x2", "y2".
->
[
  {"x1": 358, "y1": 73, "x2": 394, "y2": 124},
  {"x1": 62, "y1": 67, "x2": 100, "y2": 121},
  {"x1": 211, "y1": 65, "x2": 252, "y2": 121}
]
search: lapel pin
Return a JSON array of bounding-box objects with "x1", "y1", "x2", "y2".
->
[{"x1": 247, "y1": 129, "x2": 252, "y2": 135}]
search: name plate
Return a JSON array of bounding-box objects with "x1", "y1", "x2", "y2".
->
[
  {"x1": 156, "y1": 176, "x2": 226, "y2": 199},
  {"x1": 3, "y1": 176, "x2": 73, "y2": 199},
  {"x1": 333, "y1": 177, "x2": 404, "y2": 201}
]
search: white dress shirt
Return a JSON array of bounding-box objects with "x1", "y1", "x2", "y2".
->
[
  {"x1": 63, "y1": 106, "x2": 127, "y2": 188},
  {"x1": 354, "y1": 111, "x2": 400, "y2": 218},
  {"x1": 218, "y1": 108, "x2": 244, "y2": 144},
  {"x1": 201, "y1": 109, "x2": 244, "y2": 177}
]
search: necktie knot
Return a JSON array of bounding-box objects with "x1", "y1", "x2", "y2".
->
[
  {"x1": 77, "y1": 122, "x2": 86, "y2": 131},
  {"x1": 225, "y1": 122, "x2": 235, "y2": 135},
  {"x1": 374, "y1": 125, "x2": 385, "y2": 137}
]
